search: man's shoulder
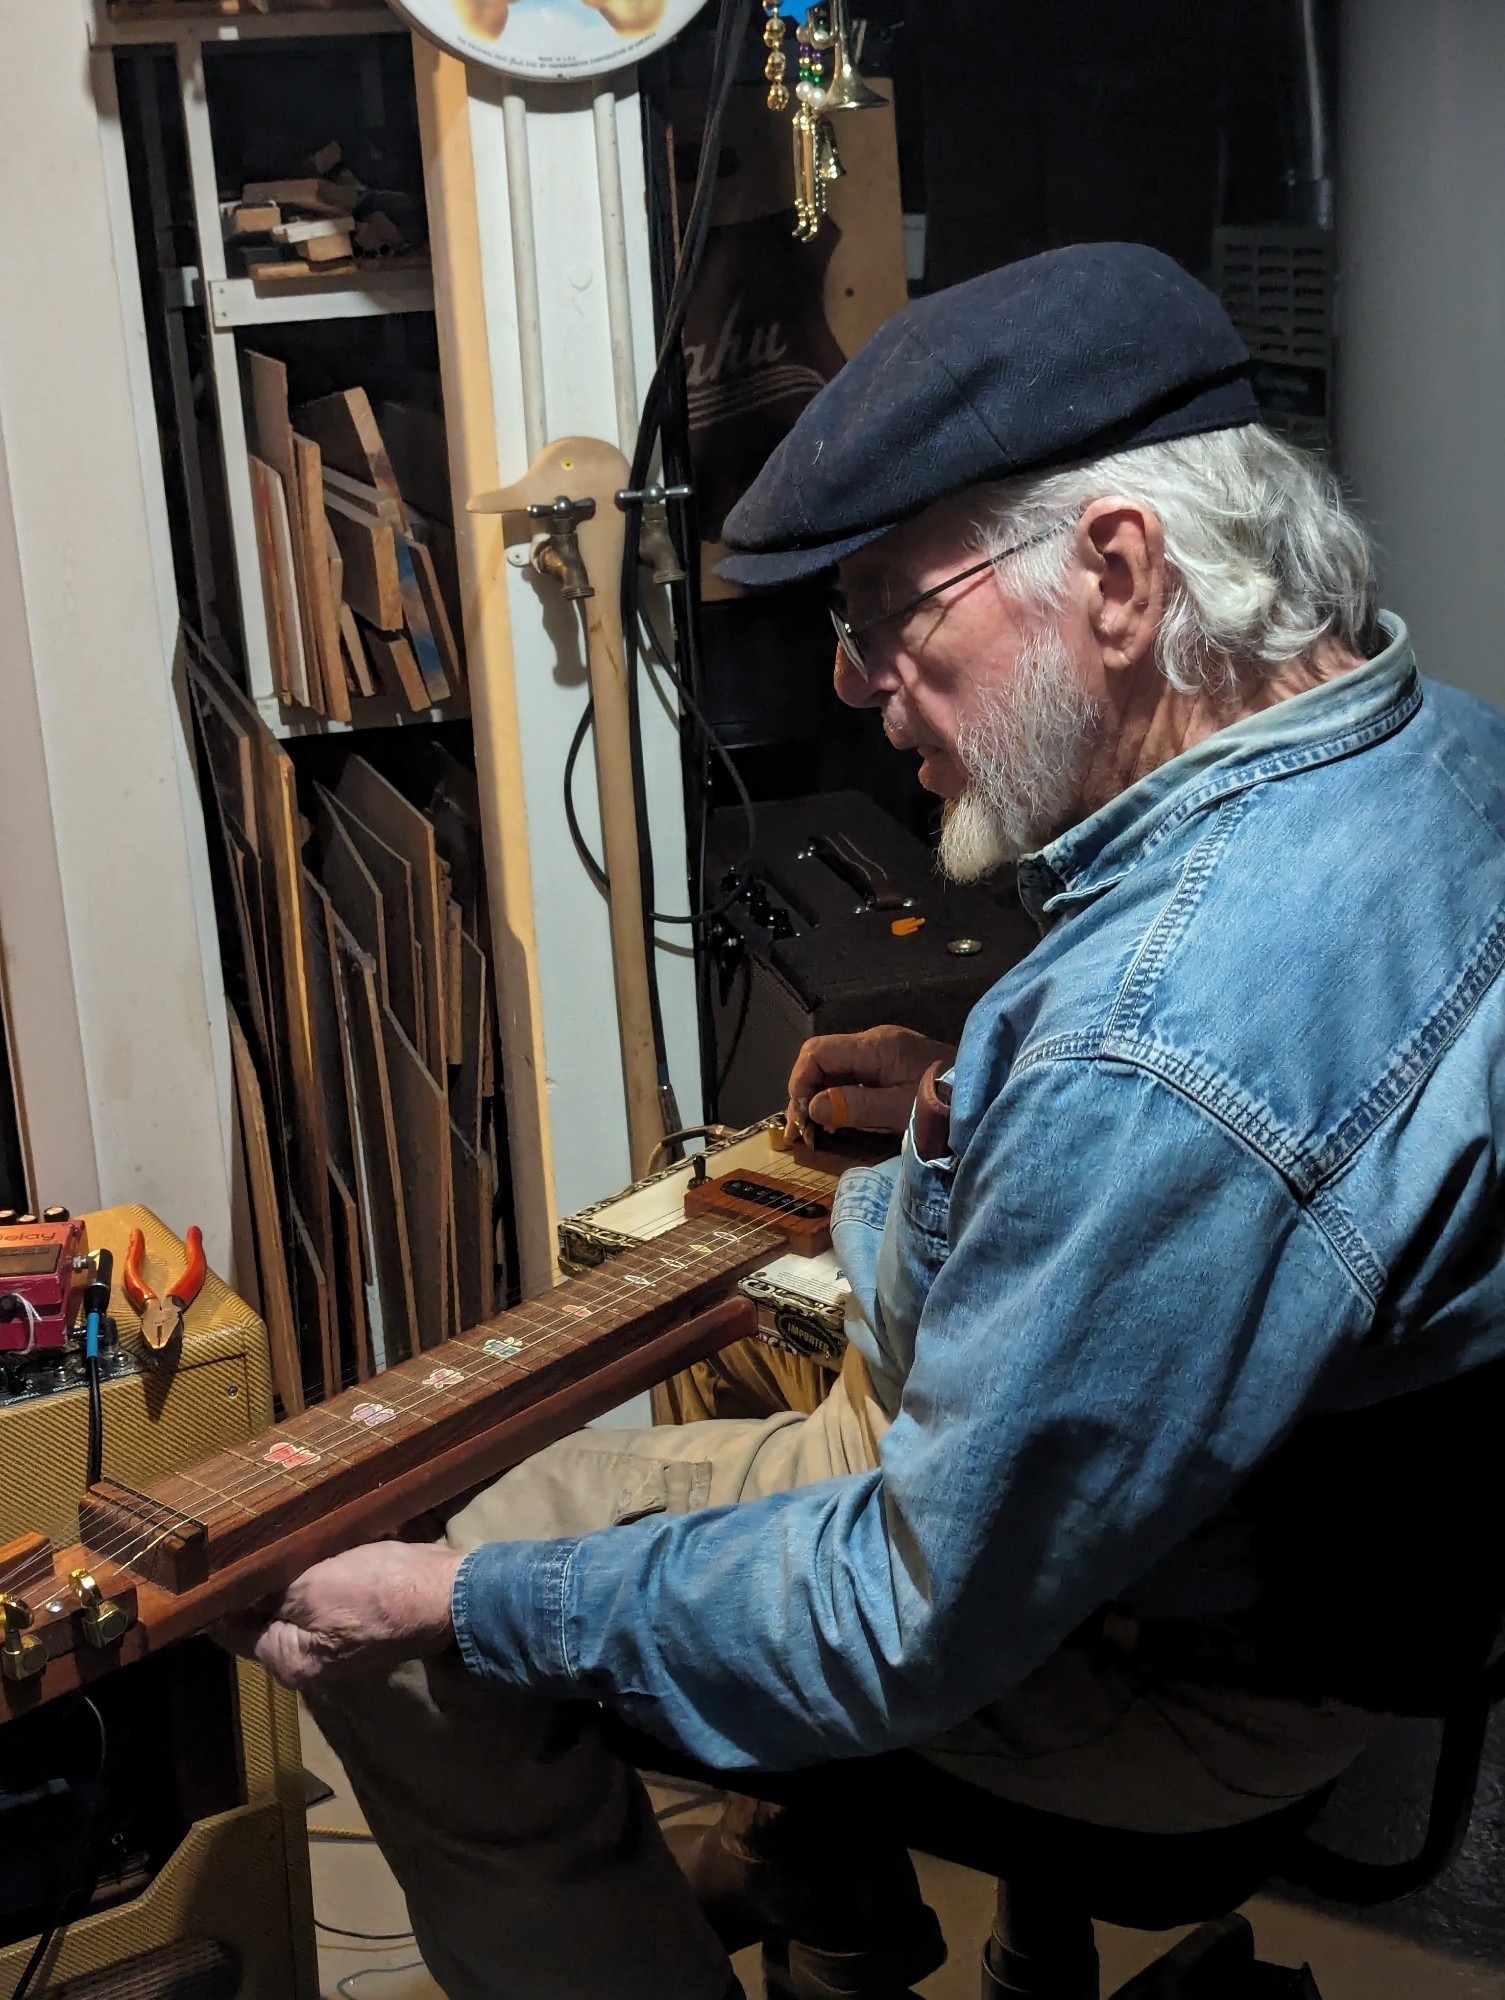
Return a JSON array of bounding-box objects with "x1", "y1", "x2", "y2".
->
[{"x1": 965, "y1": 677, "x2": 1505, "y2": 1178}]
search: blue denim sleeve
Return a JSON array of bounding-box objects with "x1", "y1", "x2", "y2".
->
[{"x1": 450, "y1": 1058, "x2": 1373, "y2": 1766}]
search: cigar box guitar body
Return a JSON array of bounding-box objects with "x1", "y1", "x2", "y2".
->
[
  {"x1": 561, "y1": 1119, "x2": 891, "y2": 1365},
  {"x1": 0, "y1": 1149, "x2": 849, "y2": 1718}
]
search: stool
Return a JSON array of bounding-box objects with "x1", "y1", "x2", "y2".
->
[{"x1": 608, "y1": 1663, "x2": 1499, "y2": 1999}]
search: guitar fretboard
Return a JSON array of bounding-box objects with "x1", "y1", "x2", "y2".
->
[{"x1": 79, "y1": 1213, "x2": 782, "y2": 1589}]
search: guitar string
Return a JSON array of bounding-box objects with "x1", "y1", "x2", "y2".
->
[
  {"x1": 77, "y1": 1221, "x2": 772, "y2": 1577},
  {"x1": 79, "y1": 1169, "x2": 840, "y2": 1578},
  {"x1": 81, "y1": 1163, "x2": 842, "y2": 1574}
]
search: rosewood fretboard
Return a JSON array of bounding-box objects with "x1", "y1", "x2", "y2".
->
[{"x1": 77, "y1": 1212, "x2": 782, "y2": 1593}]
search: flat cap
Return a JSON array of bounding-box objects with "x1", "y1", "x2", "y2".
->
[{"x1": 716, "y1": 241, "x2": 1257, "y2": 587}]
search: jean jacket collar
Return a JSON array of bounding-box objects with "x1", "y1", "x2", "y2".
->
[{"x1": 1016, "y1": 612, "x2": 1421, "y2": 922}]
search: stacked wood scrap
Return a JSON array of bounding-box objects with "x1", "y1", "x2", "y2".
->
[
  {"x1": 243, "y1": 357, "x2": 464, "y2": 718},
  {"x1": 187, "y1": 637, "x2": 507, "y2": 1414},
  {"x1": 220, "y1": 142, "x2": 428, "y2": 289}
]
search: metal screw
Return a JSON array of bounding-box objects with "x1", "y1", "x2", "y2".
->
[{"x1": 947, "y1": 938, "x2": 983, "y2": 956}]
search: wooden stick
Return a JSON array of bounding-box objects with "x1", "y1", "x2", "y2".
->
[
  {"x1": 412, "y1": 38, "x2": 557, "y2": 1292},
  {"x1": 470, "y1": 438, "x2": 663, "y2": 1178}
]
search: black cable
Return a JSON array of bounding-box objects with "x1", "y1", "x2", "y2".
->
[
  {"x1": 82, "y1": 1249, "x2": 112, "y2": 1490},
  {"x1": 562, "y1": 612, "x2": 757, "y2": 925},
  {"x1": 316, "y1": 1921, "x2": 418, "y2": 1945},
  {"x1": 585, "y1": 0, "x2": 753, "y2": 1121},
  {"x1": 11, "y1": 1698, "x2": 108, "y2": 2000}
]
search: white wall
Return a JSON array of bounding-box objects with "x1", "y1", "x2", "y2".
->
[
  {"x1": 0, "y1": 3, "x2": 233, "y2": 1261},
  {"x1": 1337, "y1": 0, "x2": 1505, "y2": 708}
]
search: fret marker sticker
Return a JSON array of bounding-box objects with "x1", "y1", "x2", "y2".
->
[
  {"x1": 659, "y1": 1257, "x2": 687, "y2": 1271},
  {"x1": 559, "y1": 1303, "x2": 593, "y2": 1320},
  {"x1": 265, "y1": 1440, "x2": 320, "y2": 1470},
  {"x1": 423, "y1": 1367, "x2": 465, "y2": 1390},
  {"x1": 484, "y1": 1336, "x2": 525, "y2": 1362},
  {"x1": 350, "y1": 1401, "x2": 397, "y2": 1429},
  {"x1": 622, "y1": 1272, "x2": 651, "y2": 1287}
]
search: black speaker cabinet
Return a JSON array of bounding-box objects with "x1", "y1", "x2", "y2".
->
[{"x1": 708, "y1": 791, "x2": 1038, "y2": 1127}]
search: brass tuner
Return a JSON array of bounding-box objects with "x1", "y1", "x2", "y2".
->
[
  {"x1": 0, "y1": 1592, "x2": 47, "y2": 1683},
  {"x1": 69, "y1": 1569, "x2": 129, "y2": 1651}
]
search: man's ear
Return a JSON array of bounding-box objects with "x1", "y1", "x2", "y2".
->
[{"x1": 1074, "y1": 498, "x2": 1166, "y2": 674}]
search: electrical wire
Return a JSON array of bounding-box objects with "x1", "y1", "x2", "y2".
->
[
  {"x1": 562, "y1": 610, "x2": 757, "y2": 924},
  {"x1": 316, "y1": 1921, "x2": 417, "y2": 1945},
  {"x1": 337, "y1": 1961, "x2": 427, "y2": 1997}
]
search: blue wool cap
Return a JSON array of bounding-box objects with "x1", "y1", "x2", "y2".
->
[{"x1": 716, "y1": 242, "x2": 1257, "y2": 587}]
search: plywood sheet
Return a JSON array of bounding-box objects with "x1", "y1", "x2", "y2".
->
[
  {"x1": 358, "y1": 623, "x2": 429, "y2": 712},
  {"x1": 382, "y1": 1005, "x2": 451, "y2": 1351},
  {"x1": 317, "y1": 790, "x2": 390, "y2": 1010},
  {"x1": 328, "y1": 1160, "x2": 373, "y2": 1384},
  {"x1": 289, "y1": 1196, "x2": 337, "y2": 1404},
  {"x1": 333, "y1": 915, "x2": 417, "y2": 1367},
  {"x1": 228, "y1": 1006, "x2": 302, "y2": 1415},
  {"x1": 336, "y1": 757, "x2": 448, "y2": 1075},
  {"x1": 317, "y1": 785, "x2": 423, "y2": 1057},
  {"x1": 294, "y1": 432, "x2": 349, "y2": 720},
  {"x1": 326, "y1": 498, "x2": 402, "y2": 630},
  {"x1": 294, "y1": 387, "x2": 406, "y2": 521}
]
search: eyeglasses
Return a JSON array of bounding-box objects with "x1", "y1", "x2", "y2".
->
[{"x1": 827, "y1": 522, "x2": 1070, "y2": 680}]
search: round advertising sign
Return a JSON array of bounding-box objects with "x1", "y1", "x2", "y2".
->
[{"x1": 389, "y1": 0, "x2": 715, "y2": 80}]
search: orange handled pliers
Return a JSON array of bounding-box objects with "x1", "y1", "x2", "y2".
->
[{"x1": 123, "y1": 1226, "x2": 207, "y2": 1352}]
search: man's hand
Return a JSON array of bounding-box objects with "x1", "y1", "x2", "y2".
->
[
  {"x1": 217, "y1": 1541, "x2": 464, "y2": 1693},
  {"x1": 786, "y1": 1025, "x2": 957, "y2": 1139}
]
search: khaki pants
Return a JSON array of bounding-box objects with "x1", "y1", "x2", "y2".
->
[{"x1": 312, "y1": 1347, "x2": 1381, "y2": 2000}]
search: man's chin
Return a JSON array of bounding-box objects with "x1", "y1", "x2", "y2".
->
[{"x1": 937, "y1": 794, "x2": 1019, "y2": 883}]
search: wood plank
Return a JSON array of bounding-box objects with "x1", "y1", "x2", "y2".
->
[
  {"x1": 293, "y1": 387, "x2": 406, "y2": 522},
  {"x1": 382, "y1": 1004, "x2": 451, "y2": 1351},
  {"x1": 323, "y1": 462, "x2": 403, "y2": 525},
  {"x1": 450, "y1": 1119, "x2": 491, "y2": 1330},
  {"x1": 243, "y1": 178, "x2": 361, "y2": 217},
  {"x1": 328, "y1": 1160, "x2": 373, "y2": 1385},
  {"x1": 248, "y1": 351, "x2": 322, "y2": 711},
  {"x1": 339, "y1": 602, "x2": 378, "y2": 698},
  {"x1": 336, "y1": 757, "x2": 449, "y2": 1074},
  {"x1": 445, "y1": 899, "x2": 464, "y2": 1062},
  {"x1": 289, "y1": 1197, "x2": 337, "y2": 1405},
  {"x1": 316, "y1": 785, "x2": 422, "y2": 1056},
  {"x1": 302, "y1": 866, "x2": 358, "y2": 1191},
  {"x1": 454, "y1": 930, "x2": 488, "y2": 1153},
  {"x1": 227, "y1": 1007, "x2": 302, "y2": 1416},
  {"x1": 404, "y1": 533, "x2": 462, "y2": 688},
  {"x1": 375, "y1": 397, "x2": 452, "y2": 523},
  {"x1": 247, "y1": 455, "x2": 301, "y2": 706},
  {"x1": 314, "y1": 879, "x2": 383, "y2": 1374},
  {"x1": 394, "y1": 536, "x2": 451, "y2": 704},
  {"x1": 188, "y1": 662, "x2": 259, "y2": 853},
  {"x1": 325, "y1": 499, "x2": 402, "y2": 629},
  {"x1": 413, "y1": 41, "x2": 557, "y2": 1291},
  {"x1": 332, "y1": 916, "x2": 418, "y2": 1366},
  {"x1": 357, "y1": 623, "x2": 429, "y2": 712},
  {"x1": 316, "y1": 789, "x2": 391, "y2": 1010},
  {"x1": 294, "y1": 433, "x2": 349, "y2": 722}
]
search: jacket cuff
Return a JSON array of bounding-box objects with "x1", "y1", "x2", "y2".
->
[{"x1": 450, "y1": 1538, "x2": 581, "y2": 1693}]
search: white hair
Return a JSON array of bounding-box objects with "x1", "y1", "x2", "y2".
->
[{"x1": 973, "y1": 424, "x2": 1379, "y2": 700}]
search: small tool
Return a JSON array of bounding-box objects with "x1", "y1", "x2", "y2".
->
[{"x1": 122, "y1": 1226, "x2": 206, "y2": 1354}]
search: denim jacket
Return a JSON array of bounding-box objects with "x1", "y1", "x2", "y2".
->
[{"x1": 454, "y1": 616, "x2": 1505, "y2": 1768}]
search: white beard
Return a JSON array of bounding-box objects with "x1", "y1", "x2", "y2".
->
[{"x1": 938, "y1": 626, "x2": 1102, "y2": 883}]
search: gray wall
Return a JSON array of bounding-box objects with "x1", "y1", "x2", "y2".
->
[{"x1": 1337, "y1": 0, "x2": 1505, "y2": 708}]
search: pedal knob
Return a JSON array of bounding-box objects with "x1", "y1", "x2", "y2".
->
[
  {"x1": 69, "y1": 1569, "x2": 128, "y2": 1650},
  {"x1": 0, "y1": 1593, "x2": 47, "y2": 1683},
  {"x1": 42, "y1": 1206, "x2": 70, "y2": 1222}
]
